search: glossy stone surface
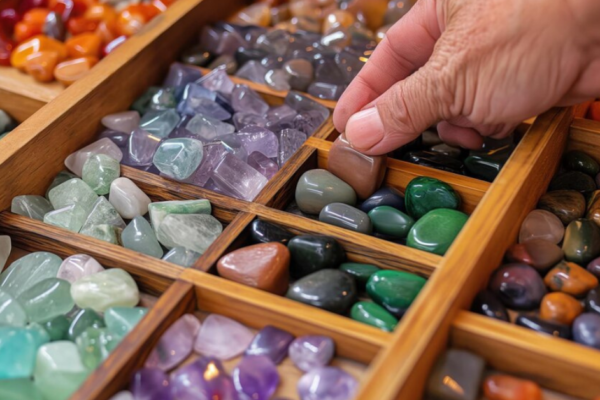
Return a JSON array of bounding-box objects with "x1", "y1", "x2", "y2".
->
[
  {"x1": 351, "y1": 301, "x2": 398, "y2": 332},
  {"x1": 130, "y1": 368, "x2": 172, "y2": 400},
  {"x1": 163, "y1": 62, "x2": 203, "y2": 88},
  {"x1": 245, "y1": 325, "x2": 294, "y2": 364},
  {"x1": 126, "y1": 128, "x2": 162, "y2": 167},
  {"x1": 319, "y1": 203, "x2": 373, "y2": 234},
  {"x1": 79, "y1": 224, "x2": 120, "y2": 244},
  {"x1": 148, "y1": 199, "x2": 211, "y2": 235},
  {"x1": 43, "y1": 315, "x2": 70, "y2": 341},
  {"x1": 366, "y1": 270, "x2": 426, "y2": 317},
  {"x1": 186, "y1": 114, "x2": 234, "y2": 141},
  {"x1": 544, "y1": 261, "x2": 598, "y2": 297},
  {"x1": 470, "y1": 290, "x2": 509, "y2": 322},
  {"x1": 288, "y1": 235, "x2": 345, "y2": 279},
  {"x1": 34, "y1": 341, "x2": 89, "y2": 400},
  {"x1": 505, "y1": 239, "x2": 564, "y2": 272},
  {"x1": 101, "y1": 111, "x2": 140, "y2": 134},
  {"x1": 157, "y1": 214, "x2": 222, "y2": 254},
  {"x1": 359, "y1": 187, "x2": 404, "y2": 214},
  {"x1": 549, "y1": 171, "x2": 596, "y2": 192},
  {"x1": 104, "y1": 307, "x2": 148, "y2": 337},
  {"x1": 339, "y1": 263, "x2": 380, "y2": 290},
  {"x1": 404, "y1": 177, "x2": 461, "y2": 219},
  {"x1": 289, "y1": 335, "x2": 335, "y2": 372},
  {"x1": 48, "y1": 178, "x2": 98, "y2": 214},
  {"x1": 70, "y1": 269, "x2": 139, "y2": 313},
  {"x1": 297, "y1": 367, "x2": 357, "y2": 400},
  {"x1": 46, "y1": 171, "x2": 77, "y2": 198},
  {"x1": 483, "y1": 375, "x2": 543, "y2": 400},
  {"x1": 211, "y1": 153, "x2": 268, "y2": 201},
  {"x1": 0, "y1": 289, "x2": 27, "y2": 326},
  {"x1": 194, "y1": 314, "x2": 254, "y2": 360},
  {"x1": 368, "y1": 206, "x2": 414, "y2": 239},
  {"x1": 516, "y1": 314, "x2": 571, "y2": 339},
  {"x1": 587, "y1": 288, "x2": 600, "y2": 315},
  {"x1": 518, "y1": 209, "x2": 564, "y2": 244},
  {"x1": 489, "y1": 264, "x2": 547, "y2": 310},
  {"x1": 276, "y1": 128, "x2": 305, "y2": 166},
  {"x1": 231, "y1": 84, "x2": 269, "y2": 115},
  {"x1": 538, "y1": 190, "x2": 585, "y2": 225},
  {"x1": 403, "y1": 151, "x2": 465, "y2": 176},
  {"x1": 44, "y1": 204, "x2": 88, "y2": 232},
  {"x1": 232, "y1": 355, "x2": 279, "y2": 400},
  {"x1": 588, "y1": 256, "x2": 600, "y2": 278},
  {"x1": 109, "y1": 177, "x2": 151, "y2": 219},
  {"x1": 65, "y1": 138, "x2": 123, "y2": 177},
  {"x1": 0, "y1": 378, "x2": 45, "y2": 400},
  {"x1": 0, "y1": 327, "x2": 39, "y2": 379},
  {"x1": 562, "y1": 218, "x2": 600, "y2": 264},
  {"x1": 82, "y1": 154, "x2": 120, "y2": 195},
  {"x1": 170, "y1": 357, "x2": 237, "y2": 400},
  {"x1": 67, "y1": 308, "x2": 104, "y2": 341},
  {"x1": 122, "y1": 217, "x2": 163, "y2": 259},
  {"x1": 287, "y1": 269, "x2": 357, "y2": 314},
  {"x1": 407, "y1": 209, "x2": 468, "y2": 255},
  {"x1": 146, "y1": 314, "x2": 201, "y2": 371},
  {"x1": 0, "y1": 251, "x2": 62, "y2": 297},
  {"x1": 11, "y1": 195, "x2": 53, "y2": 221},
  {"x1": 162, "y1": 247, "x2": 201, "y2": 268},
  {"x1": 16, "y1": 278, "x2": 73, "y2": 323},
  {"x1": 81, "y1": 197, "x2": 126, "y2": 232},
  {"x1": 217, "y1": 243, "x2": 290, "y2": 295},
  {"x1": 153, "y1": 138, "x2": 203, "y2": 180},
  {"x1": 295, "y1": 169, "x2": 357, "y2": 215},
  {"x1": 425, "y1": 349, "x2": 485, "y2": 400},
  {"x1": 76, "y1": 327, "x2": 118, "y2": 369},
  {"x1": 139, "y1": 109, "x2": 181, "y2": 138},
  {"x1": 249, "y1": 219, "x2": 294, "y2": 245},
  {"x1": 573, "y1": 313, "x2": 600, "y2": 348},
  {"x1": 564, "y1": 150, "x2": 600, "y2": 176},
  {"x1": 540, "y1": 292, "x2": 583, "y2": 325}
]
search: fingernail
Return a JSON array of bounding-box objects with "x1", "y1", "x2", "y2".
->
[{"x1": 345, "y1": 107, "x2": 384, "y2": 150}]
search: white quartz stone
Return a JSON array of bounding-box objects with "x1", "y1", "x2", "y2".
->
[{"x1": 109, "y1": 177, "x2": 151, "y2": 219}]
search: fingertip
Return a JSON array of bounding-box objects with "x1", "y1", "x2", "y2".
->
[{"x1": 345, "y1": 107, "x2": 385, "y2": 151}]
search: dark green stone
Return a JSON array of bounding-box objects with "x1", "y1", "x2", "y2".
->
[
  {"x1": 350, "y1": 301, "x2": 398, "y2": 332},
  {"x1": 464, "y1": 144, "x2": 512, "y2": 182},
  {"x1": 538, "y1": 190, "x2": 586, "y2": 225},
  {"x1": 286, "y1": 269, "x2": 357, "y2": 314},
  {"x1": 249, "y1": 220, "x2": 295, "y2": 245},
  {"x1": 404, "y1": 177, "x2": 461, "y2": 219},
  {"x1": 366, "y1": 270, "x2": 427, "y2": 317},
  {"x1": 564, "y1": 150, "x2": 600, "y2": 176},
  {"x1": 368, "y1": 206, "x2": 415, "y2": 239},
  {"x1": 340, "y1": 263, "x2": 380, "y2": 289},
  {"x1": 549, "y1": 171, "x2": 596, "y2": 193},
  {"x1": 407, "y1": 209, "x2": 469, "y2": 255},
  {"x1": 67, "y1": 309, "x2": 105, "y2": 342},
  {"x1": 288, "y1": 235, "x2": 346, "y2": 279},
  {"x1": 131, "y1": 87, "x2": 161, "y2": 115},
  {"x1": 562, "y1": 218, "x2": 600, "y2": 264},
  {"x1": 43, "y1": 315, "x2": 70, "y2": 341}
]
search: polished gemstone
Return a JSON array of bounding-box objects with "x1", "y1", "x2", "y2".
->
[
  {"x1": 233, "y1": 112, "x2": 267, "y2": 130},
  {"x1": 245, "y1": 325, "x2": 294, "y2": 364},
  {"x1": 104, "y1": 307, "x2": 148, "y2": 337},
  {"x1": 44, "y1": 204, "x2": 88, "y2": 232},
  {"x1": 404, "y1": 177, "x2": 461, "y2": 219},
  {"x1": 490, "y1": 263, "x2": 547, "y2": 310},
  {"x1": 68, "y1": 308, "x2": 104, "y2": 341},
  {"x1": 359, "y1": 187, "x2": 404, "y2": 213},
  {"x1": 0, "y1": 378, "x2": 45, "y2": 400},
  {"x1": 146, "y1": 314, "x2": 201, "y2": 371},
  {"x1": 588, "y1": 256, "x2": 600, "y2": 278},
  {"x1": 283, "y1": 59, "x2": 313, "y2": 91},
  {"x1": 308, "y1": 82, "x2": 346, "y2": 101},
  {"x1": 99, "y1": 130, "x2": 130, "y2": 149},
  {"x1": 186, "y1": 114, "x2": 234, "y2": 141},
  {"x1": 81, "y1": 197, "x2": 126, "y2": 232},
  {"x1": 425, "y1": 349, "x2": 484, "y2": 400},
  {"x1": 130, "y1": 368, "x2": 173, "y2": 400},
  {"x1": 505, "y1": 239, "x2": 564, "y2": 271},
  {"x1": 247, "y1": 151, "x2": 279, "y2": 179},
  {"x1": 48, "y1": 178, "x2": 98, "y2": 214},
  {"x1": 407, "y1": 209, "x2": 468, "y2": 255},
  {"x1": 163, "y1": 62, "x2": 203, "y2": 89},
  {"x1": 587, "y1": 190, "x2": 600, "y2": 228},
  {"x1": 33, "y1": 341, "x2": 89, "y2": 400},
  {"x1": 518, "y1": 209, "x2": 564, "y2": 244},
  {"x1": 11, "y1": 195, "x2": 53, "y2": 221},
  {"x1": 237, "y1": 126, "x2": 279, "y2": 158},
  {"x1": 153, "y1": 138, "x2": 203, "y2": 180},
  {"x1": 366, "y1": 270, "x2": 426, "y2": 317},
  {"x1": 76, "y1": 327, "x2": 118, "y2": 369},
  {"x1": 0, "y1": 290, "x2": 27, "y2": 326},
  {"x1": 235, "y1": 60, "x2": 268, "y2": 84},
  {"x1": 101, "y1": 111, "x2": 139, "y2": 134},
  {"x1": 544, "y1": 261, "x2": 598, "y2": 297},
  {"x1": 562, "y1": 219, "x2": 600, "y2": 264},
  {"x1": 586, "y1": 288, "x2": 600, "y2": 315},
  {"x1": 368, "y1": 206, "x2": 414, "y2": 239},
  {"x1": 122, "y1": 217, "x2": 163, "y2": 258},
  {"x1": 540, "y1": 292, "x2": 583, "y2": 325},
  {"x1": 16, "y1": 278, "x2": 72, "y2": 323},
  {"x1": 483, "y1": 375, "x2": 543, "y2": 400},
  {"x1": 470, "y1": 290, "x2": 509, "y2": 321},
  {"x1": 109, "y1": 177, "x2": 151, "y2": 219},
  {"x1": 46, "y1": 171, "x2": 77, "y2": 198},
  {"x1": 0, "y1": 327, "x2": 40, "y2": 379},
  {"x1": 79, "y1": 224, "x2": 120, "y2": 244},
  {"x1": 278, "y1": 128, "x2": 306, "y2": 166},
  {"x1": 297, "y1": 367, "x2": 357, "y2": 400},
  {"x1": 149, "y1": 88, "x2": 178, "y2": 113},
  {"x1": 287, "y1": 269, "x2": 356, "y2": 314},
  {"x1": 265, "y1": 68, "x2": 290, "y2": 91},
  {"x1": 43, "y1": 315, "x2": 70, "y2": 341},
  {"x1": 231, "y1": 84, "x2": 269, "y2": 116},
  {"x1": 170, "y1": 357, "x2": 237, "y2": 400},
  {"x1": 403, "y1": 151, "x2": 466, "y2": 175},
  {"x1": 70, "y1": 269, "x2": 139, "y2": 313},
  {"x1": 82, "y1": 154, "x2": 120, "y2": 195},
  {"x1": 177, "y1": 83, "x2": 217, "y2": 115},
  {"x1": 515, "y1": 314, "x2": 571, "y2": 338},
  {"x1": 295, "y1": 169, "x2": 357, "y2": 215},
  {"x1": 339, "y1": 263, "x2": 380, "y2": 290},
  {"x1": 232, "y1": 355, "x2": 279, "y2": 400},
  {"x1": 197, "y1": 66, "x2": 236, "y2": 96},
  {"x1": 211, "y1": 153, "x2": 268, "y2": 201},
  {"x1": 288, "y1": 235, "x2": 345, "y2": 279},
  {"x1": 148, "y1": 199, "x2": 211, "y2": 235},
  {"x1": 65, "y1": 138, "x2": 123, "y2": 177},
  {"x1": 464, "y1": 144, "x2": 512, "y2": 182},
  {"x1": 125, "y1": 128, "x2": 162, "y2": 167},
  {"x1": 157, "y1": 214, "x2": 222, "y2": 254},
  {"x1": 327, "y1": 135, "x2": 387, "y2": 199},
  {"x1": 351, "y1": 301, "x2": 398, "y2": 332},
  {"x1": 573, "y1": 313, "x2": 600, "y2": 349},
  {"x1": 549, "y1": 171, "x2": 596, "y2": 192},
  {"x1": 255, "y1": 29, "x2": 292, "y2": 56},
  {"x1": 162, "y1": 247, "x2": 201, "y2": 268},
  {"x1": 218, "y1": 134, "x2": 248, "y2": 162},
  {"x1": 538, "y1": 190, "x2": 585, "y2": 225},
  {"x1": 0, "y1": 252, "x2": 62, "y2": 297},
  {"x1": 194, "y1": 314, "x2": 254, "y2": 360},
  {"x1": 217, "y1": 243, "x2": 290, "y2": 295},
  {"x1": 288, "y1": 335, "x2": 334, "y2": 372},
  {"x1": 131, "y1": 87, "x2": 161, "y2": 115},
  {"x1": 249, "y1": 220, "x2": 294, "y2": 245},
  {"x1": 319, "y1": 203, "x2": 373, "y2": 234},
  {"x1": 563, "y1": 150, "x2": 600, "y2": 176}
]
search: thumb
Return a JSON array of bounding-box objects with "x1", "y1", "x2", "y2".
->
[{"x1": 344, "y1": 66, "x2": 450, "y2": 156}]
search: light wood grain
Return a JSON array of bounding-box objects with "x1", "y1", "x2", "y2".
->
[
  {"x1": 567, "y1": 118, "x2": 600, "y2": 162},
  {"x1": 0, "y1": 67, "x2": 63, "y2": 104},
  {"x1": 0, "y1": 85, "x2": 46, "y2": 122}
]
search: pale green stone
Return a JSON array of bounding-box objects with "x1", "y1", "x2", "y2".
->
[
  {"x1": 0, "y1": 252, "x2": 62, "y2": 297},
  {"x1": 79, "y1": 224, "x2": 120, "y2": 244},
  {"x1": 43, "y1": 204, "x2": 88, "y2": 232},
  {"x1": 16, "y1": 278, "x2": 74, "y2": 323},
  {"x1": 81, "y1": 197, "x2": 126, "y2": 232},
  {"x1": 46, "y1": 171, "x2": 77, "y2": 199},
  {"x1": 104, "y1": 306, "x2": 148, "y2": 337},
  {"x1": 139, "y1": 109, "x2": 180, "y2": 138},
  {"x1": 48, "y1": 178, "x2": 98, "y2": 214},
  {"x1": 25, "y1": 323, "x2": 50, "y2": 347},
  {"x1": 121, "y1": 217, "x2": 163, "y2": 258},
  {"x1": 148, "y1": 199, "x2": 211, "y2": 234},
  {"x1": 157, "y1": 214, "x2": 222, "y2": 254},
  {"x1": 0, "y1": 378, "x2": 45, "y2": 400},
  {"x1": 162, "y1": 247, "x2": 201, "y2": 268},
  {"x1": 33, "y1": 341, "x2": 90, "y2": 400},
  {"x1": 82, "y1": 154, "x2": 120, "y2": 195},
  {"x1": 76, "y1": 327, "x2": 119, "y2": 369},
  {"x1": 0, "y1": 289, "x2": 27, "y2": 326},
  {"x1": 152, "y1": 138, "x2": 204, "y2": 180},
  {"x1": 43, "y1": 315, "x2": 70, "y2": 341},
  {"x1": 11, "y1": 195, "x2": 53, "y2": 221},
  {"x1": 0, "y1": 327, "x2": 39, "y2": 379},
  {"x1": 67, "y1": 309, "x2": 104, "y2": 341},
  {"x1": 70, "y1": 269, "x2": 139, "y2": 313}
]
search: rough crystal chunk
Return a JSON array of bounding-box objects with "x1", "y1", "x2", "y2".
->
[
  {"x1": 65, "y1": 138, "x2": 123, "y2": 177},
  {"x1": 0, "y1": 252, "x2": 62, "y2": 297},
  {"x1": 82, "y1": 154, "x2": 120, "y2": 195},
  {"x1": 11, "y1": 195, "x2": 53, "y2": 221},
  {"x1": 43, "y1": 204, "x2": 88, "y2": 232},
  {"x1": 194, "y1": 314, "x2": 255, "y2": 360},
  {"x1": 212, "y1": 154, "x2": 268, "y2": 201},
  {"x1": 146, "y1": 314, "x2": 201, "y2": 371},
  {"x1": 238, "y1": 126, "x2": 279, "y2": 158},
  {"x1": 16, "y1": 278, "x2": 73, "y2": 323},
  {"x1": 162, "y1": 247, "x2": 201, "y2": 268},
  {"x1": 153, "y1": 138, "x2": 204, "y2": 180},
  {"x1": 126, "y1": 128, "x2": 162, "y2": 167},
  {"x1": 157, "y1": 214, "x2": 222, "y2": 254},
  {"x1": 148, "y1": 199, "x2": 212, "y2": 235},
  {"x1": 247, "y1": 151, "x2": 279, "y2": 179},
  {"x1": 109, "y1": 177, "x2": 151, "y2": 219},
  {"x1": 70, "y1": 269, "x2": 139, "y2": 313},
  {"x1": 278, "y1": 128, "x2": 306, "y2": 166},
  {"x1": 122, "y1": 217, "x2": 164, "y2": 258}
]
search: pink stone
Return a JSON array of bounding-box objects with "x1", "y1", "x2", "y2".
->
[
  {"x1": 145, "y1": 314, "x2": 201, "y2": 371},
  {"x1": 57, "y1": 254, "x2": 105, "y2": 284},
  {"x1": 211, "y1": 154, "x2": 268, "y2": 201},
  {"x1": 65, "y1": 138, "x2": 123, "y2": 177},
  {"x1": 101, "y1": 111, "x2": 140, "y2": 134},
  {"x1": 519, "y1": 209, "x2": 565, "y2": 244},
  {"x1": 193, "y1": 314, "x2": 255, "y2": 360}
]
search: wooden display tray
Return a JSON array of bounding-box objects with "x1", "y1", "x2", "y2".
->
[{"x1": 1, "y1": 0, "x2": 599, "y2": 398}]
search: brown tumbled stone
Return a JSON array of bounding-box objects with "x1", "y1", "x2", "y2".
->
[
  {"x1": 539, "y1": 292, "x2": 583, "y2": 325},
  {"x1": 538, "y1": 190, "x2": 585, "y2": 225},
  {"x1": 587, "y1": 190, "x2": 600, "y2": 228},
  {"x1": 217, "y1": 243, "x2": 290, "y2": 295},
  {"x1": 505, "y1": 238, "x2": 564, "y2": 271},
  {"x1": 544, "y1": 261, "x2": 599, "y2": 297}
]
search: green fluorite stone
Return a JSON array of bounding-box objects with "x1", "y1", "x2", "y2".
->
[
  {"x1": 140, "y1": 109, "x2": 181, "y2": 138},
  {"x1": 11, "y1": 195, "x2": 54, "y2": 221},
  {"x1": 121, "y1": 217, "x2": 164, "y2": 258},
  {"x1": 0, "y1": 252, "x2": 62, "y2": 297},
  {"x1": 43, "y1": 204, "x2": 88, "y2": 232},
  {"x1": 34, "y1": 341, "x2": 90, "y2": 400},
  {"x1": 82, "y1": 154, "x2": 120, "y2": 195},
  {"x1": 48, "y1": 178, "x2": 98, "y2": 214},
  {"x1": 131, "y1": 87, "x2": 160, "y2": 114},
  {"x1": 67, "y1": 309, "x2": 105, "y2": 341},
  {"x1": 407, "y1": 209, "x2": 469, "y2": 255},
  {"x1": 562, "y1": 218, "x2": 600, "y2": 264},
  {"x1": 104, "y1": 306, "x2": 148, "y2": 337},
  {"x1": 0, "y1": 289, "x2": 27, "y2": 326},
  {"x1": 70, "y1": 269, "x2": 139, "y2": 313},
  {"x1": 43, "y1": 315, "x2": 70, "y2": 341},
  {"x1": 162, "y1": 247, "x2": 201, "y2": 268},
  {"x1": 76, "y1": 327, "x2": 119, "y2": 369},
  {"x1": 16, "y1": 278, "x2": 74, "y2": 323},
  {"x1": 339, "y1": 263, "x2": 380, "y2": 289},
  {"x1": 46, "y1": 171, "x2": 78, "y2": 199},
  {"x1": 351, "y1": 301, "x2": 398, "y2": 332},
  {"x1": 26, "y1": 323, "x2": 50, "y2": 347},
  {"x1": 153, "y1": 138, "x2": 204, "y2": 180},
  {"x1": 368, "y1": 206, "x2": 415, "y2": 238},
  {"x1": 0, "y1": 378, "x2": 45, "y2": 400},
  {"x1": 404, "y1": 177, "x2": 461, "y2": 219},
  {"x1": 157, "y1": 214, "x2": 222, "y2": 254},
  {"x1": 564, "y1": 150, "x2": 600, "y2": 176},
  {"x1": 366, "y1": 270, "x2": 427, "y2": 316},
  {"x1": 79, "y1": 224, "x2": 120, "y2": 244},
  {"x1": 0, "y1": 327, "x2": 39, "y2": 379},
  {"x1": 81, "y1": 197, "x2": 125, "y2": 231},
  {"x1": 148, "y1": 199, "x2": 212, "y2": 235}
]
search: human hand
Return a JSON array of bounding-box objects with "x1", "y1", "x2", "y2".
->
[{"x1": 333, "y1": 0, "x2": 600, "y2": 155}]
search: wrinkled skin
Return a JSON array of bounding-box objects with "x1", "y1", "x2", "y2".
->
[{"x1": 334, "y1": 0, "x2": 600, "y2": 155}]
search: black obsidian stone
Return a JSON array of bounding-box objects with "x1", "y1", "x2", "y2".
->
[
  {"x1": 516, "y1": 314, "x2": 571, "y2": 339},
  {"x1": 249, "y1": 220, "x2": 295, "y2": 245},
  {"x1": 403, "y1": 151, "x2": 466, "y2": 175},
  {"x1": 471, "y1": 290, "x2": 509, "y2": 322},
  {"x1": 288, "y1": 235, "x2": 346, "y2": 279}
]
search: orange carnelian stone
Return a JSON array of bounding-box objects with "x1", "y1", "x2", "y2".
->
[
  {"x1": 10, "y1": 35, "x2": 67, "y2": 70},
  {"x1": 13, "y1": 22, "x2": 42, "y2": 42},
  {"x1": 22, "y1": 7, "x2": 50, "y2": 24},
  {"x1": 95, "y1": 20, "x2": 118, "y2": 44},
  {"x1": 116, "y1": 7, "x2": 147, "y2": 37},
  {"x1": 84, "y1": 4, "x2": 116, "y2": 22},
  {"x1": 48, "y1": 0, "x2": 75, "y2": 20},
  {"x1": 65, "y1": 32, "x2": 101, "y2": 58},
  {"x1": 483, "y1": 375, "x2": 543, "y2": 400},
  {"x1": 54, "y1": 55, "x2": 97, "y2": 85},
  {"x1": 67, "y1": 16, "x2": 99, "y2": 35},
  {"x1": 589, "y1": 101, "x2": 600, "y2": 122},
  {"x1": 24, "y1": 50, "x2": 60, "y2": 82},
  {"x1": 539, "y1": 292, "x2": 583, "y2": 325},
  {"x1": 544, "y1": 261, "x2": 599, "y2": 297}
]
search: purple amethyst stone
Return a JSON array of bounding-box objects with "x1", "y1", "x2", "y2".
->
[
  {"x1": 288, "y1": 335, "x2": 335, "y2": 372},
  {"x1": 130, "y1": 368, "x2": 172, "y2": 400},
  {"x1": 232, "y1": 356, "x2": 280, "y2": 400},
  {"x1": 171, "y1": 357, "x2": 239, "y2": 400},
  {"x1": 297, "y1": 367, "x2": 358, "y2": 400},
  {"x1": 245, "y1": 325, "x2": 294, "y2": 365}
]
